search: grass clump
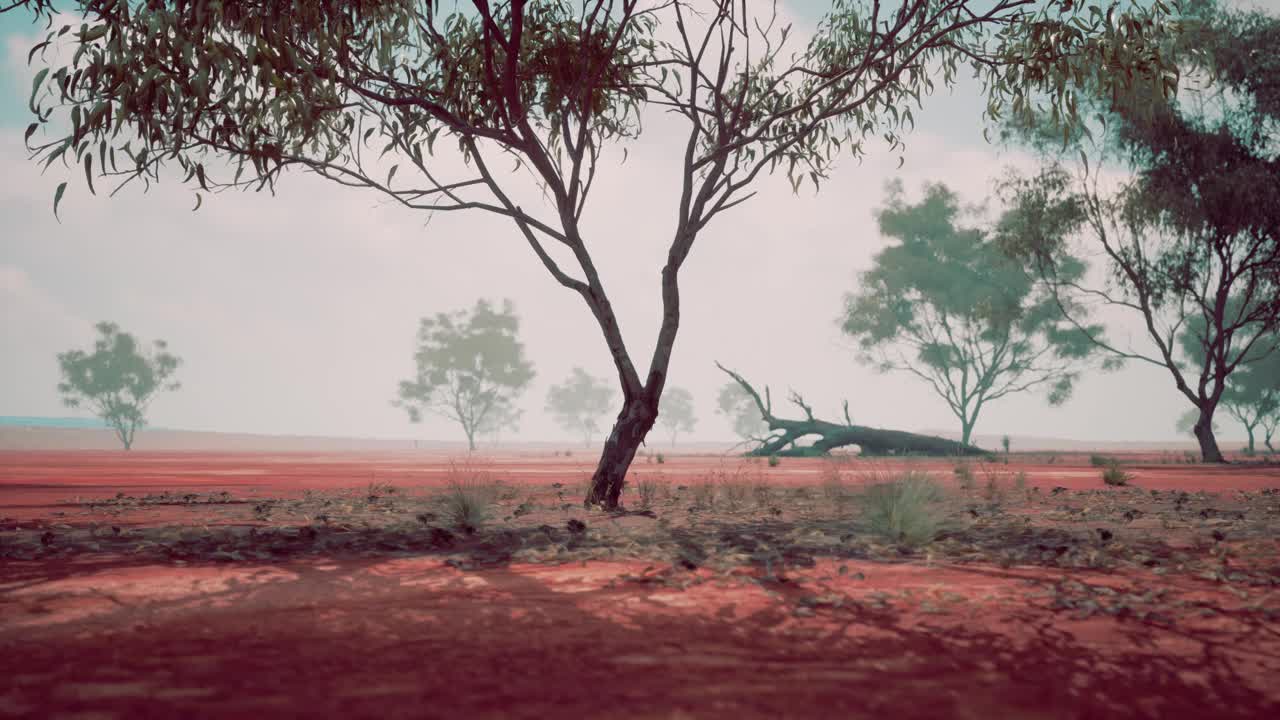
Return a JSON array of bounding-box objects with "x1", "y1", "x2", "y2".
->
[
  {"x1": 1101, "y1": 461, "x2": 1133, "y2": 487},
  {"x1": 858, "y1": 470, "x2": 946, "y2": 547},
  {"x1": 439, "y1": 460, "x2": 496, "y2": 532},
  {"x1": 635, "y1": 476, "x2": 660, "y2": 509},
  {"x1": 690, "y1": 482, "x2": 716, "y2": 510},
  {"x1": 953, "y1": 461, "x2": 975, "y2": 490}
]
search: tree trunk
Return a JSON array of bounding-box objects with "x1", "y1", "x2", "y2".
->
[
  {"x1": 585, "y1": 397, "x2": 658, "y2": 509},
  {"x1": 1245, "y1": 425, "x2": 1255, "y2": 455},
  {"x1": 1193, "y1": 409, "x2": 1226, "y2": 463},
  {"x1": 465, "y1": 429, "x2": 476, "y2": 452},
  {"x1": 960, "y1": 420, "x2": 974, "y2": 447}
]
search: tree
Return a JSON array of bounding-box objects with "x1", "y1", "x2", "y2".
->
[
  {"x1": 546, "y1": 367, "x2": 613, "y2": 447},
  {"x1": 843, "y1": 181, "x2": 1097, "y2": 445},
  {"x1": 1182, "y1": 323, "x2": 1280, "y2": 454},
  {"x1": 716, "y1": 363, "x2": 986, "y2": 457},
  {"x1": 998, "y1": 0, "x2": 1280, "y2": 462},
  {"x1": 19, "y1": 0, "x2": 1180, "y2": 508},
  {"x1": 56, "y1": 322, "x2": 181, "y2": 450},
  {"x1": 717, "y1": 381, "x2": 768, "y2": 443},
  {"x1": 396, "y1": 299, "x2": 535, "y2": 451},
  {"x1": 657, "y1": 386, "x2": 696, "y2": 447}
]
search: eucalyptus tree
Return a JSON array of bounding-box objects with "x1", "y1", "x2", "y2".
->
[
  {"x1": 57, "y1": 322, "x2": 181, "y2": 450},
  {"x1": 657, "y1": 385, "x2": 696, "y2": 446},
  {"x1": 998, "y1": 0, "x2": 1280, "y2": 462},
  {"x1": 396, "y1": 299, "x2": 535, "y2": 450},
  {"x1": 843, "y1": 181, "x2": 1097, "y2": 445},
  {"x1": 546, "y1": 367, "x2": 613, "y2": 447},
  {"x1": 716, "y1": 380, "x2": 768, "y2": 443},
  {"x1": 20, "y1": 0, "x2": 1180, "y2": 507}
]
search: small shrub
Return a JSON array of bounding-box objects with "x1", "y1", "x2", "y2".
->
[
  {"x1": 751, "y1": 476, "x2": 772, "y2": 506},
  {"x1": 768, "y1": 454, "x2": 781, "y2": 467},
  {"x1": 858, "y1": 471, "x2": 946, "y2": 547},
  {"x1": 690, "y1": 482, "x2": 716, "y2": 509},
  {"x1": 439, "y1": 460, "x2": 496, "y2": 531},
  {"x1": 1013, "y1": 470, "x2": 1029, "y2": 492},
  {"x1": 1102, "y1": 462, "x2": 1133, "y2": 487},
  {"x1": 953, "y1": 462, "x2": 975, "y2": 490},
  {"x1": 656, "y1": 452, "x2": 666, "y2": 464},
  {"x1": 820, "y1": 464, "x2": 847, "y2": 503},
  {"x1": 719, "y1": 480, "x2": 749, "y2": 511},
  {"x1": 1089, "y1": 454, "x2": 1114, "y2": 468},
  {"x1": 635, "y1": 476, "x2": 660, "y2": 509}
]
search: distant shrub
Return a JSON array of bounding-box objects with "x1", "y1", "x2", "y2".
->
[
  {"x1": 768, "y1": 454, "x2": 781, "y2": 467},
  {"x1": 953, "y1": 462, "x2": 975, "y2": 490},
  {"x1": 1101, "y1": 461, "x2": 1133, "y2": 487},
  {"x1": 656, "y1": 452, "x2": 666, "y2": 464},
  {"x1": 858, "y1": 470, "x2": 945, "y2": 547},
  {"x1": 1089, "y1": 454, "x2": 1115, "y2": 468}
]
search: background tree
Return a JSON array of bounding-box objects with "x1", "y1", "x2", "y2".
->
[
  {"x1": 396, "y1": 299, "x2": 535, "y2": 451},
  {"x1": 843, "y1": 181, "x2": 1097, "y2": 446},
  {"x1": 57, "y1": 322, "x2": 181, "y2": 450},
  {"x1": 546, "y1": 368, "x2": 613, "y2": 448},
  {"x1": 21, "y1": 0, "x2": 1179, "y2": 507},
  {"x1": 999, "y1": 0, "x2": 1280, "y2": 462},
  {"x1": 1181, "y1": 321, "x2": 1280, "y2": 455},
  {"x1": 657, "y1": 386, "x2": 696, "y2": 447},
  {"x1": 717, "y1": 381, "x2": 769, "y2": 443}
]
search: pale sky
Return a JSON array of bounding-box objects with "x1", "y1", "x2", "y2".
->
[{"x1": 1, "y1": 1, "x2": 1275, "y2": 445}]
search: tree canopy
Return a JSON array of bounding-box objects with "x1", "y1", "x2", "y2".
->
[
  {"x1": 843, "y1": 180, "x2": 1098, "y2": 445},
  {"x1": 396, "y1": 298, "x2": 535, "y2": 450},
  {"x1": 16, "y1": 0, "x2": 1183, "y2": 507},
  {"x1": 657, "y1": 386, "x2": 696, "y2": 446},
  {"x1": 998, "y1": 0, "x2": 1280, "y2": 461},
  {"x1": 546, "y1": 367, "x2": 613, "y2": 447},
  {"x1": 57, "y1": 322, "x2": 181, "y2": 450},
  {"x1": 716, "y1": 380, "x2": 768, "y2": 443}
]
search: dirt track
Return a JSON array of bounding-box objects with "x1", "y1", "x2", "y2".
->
[{"x1": 3, "y1": 451, "x2": 1279, "y2": 719}]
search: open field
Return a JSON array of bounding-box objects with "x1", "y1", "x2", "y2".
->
[{"x1": 3, "y1": 450, "x2": 1280, "y2": 718}]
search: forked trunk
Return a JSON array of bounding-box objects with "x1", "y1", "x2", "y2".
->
[
  {"x1": 1193, "y1": 410, "x2": 1226, "y2": 463},
  {"x1": 585, "y1": 397, "x2": 658, "y2": 509}
]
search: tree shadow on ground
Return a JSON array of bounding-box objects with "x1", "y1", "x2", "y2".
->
[{"x1": 2, "y1": 529, "x2": 1277, "y2": 720}]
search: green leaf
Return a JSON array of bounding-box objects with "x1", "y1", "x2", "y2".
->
[
  {"x1": 53, "y1": 181, "x2": 67, "y2": 221},
  {"x1": 192, "y1": 193, "x2": 203, "y2": 212},
  {"x1": 84, "y1": 154, "x2": 95, "y2": 195},
  {"x1": 24, "y1": 122, "x2": 38, "y2": 145},
  {"x1": 388, "y1": 164, "x2": 398, "y2": 185},
  {"x1": 29, "y1": 67, "x2": 49, "y2": 112}
]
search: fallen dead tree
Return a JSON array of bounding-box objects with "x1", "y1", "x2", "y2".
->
[{"x1": 716, "y1": 363, "x2": 988, "y2": 457}]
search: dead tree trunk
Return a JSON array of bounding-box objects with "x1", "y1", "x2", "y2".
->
[{"x1": 717, "y1": 364, "x2": 988, "y2": 457}]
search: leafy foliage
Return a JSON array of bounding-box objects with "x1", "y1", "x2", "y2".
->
[
  {"x1": 545, "y1": 367, "x2": 612, "y2": 447},
  {"x1": 56, "y1": 322, "x2": 181, "y2": 450},
  {"x1": 657, "y1": 386, "x2": 696, "y2": 446},
  {"x1": 396, "y1": 299, "x2": 534, "y2": 450},
  {"x1": 998, "y1": 0, "x2": 1280, "y2": 461},
  {"x1": 843, "y1": 181, "x2": 1098, "y2": 444}
]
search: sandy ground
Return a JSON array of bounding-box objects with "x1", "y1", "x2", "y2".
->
[{"x1": 2, "y1": 450, "x2": 1279, "y2": 719}]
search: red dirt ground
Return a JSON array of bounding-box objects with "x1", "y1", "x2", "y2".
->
[{"x1": 3, "y1": 451, "x2": 1279, "y2": 719}]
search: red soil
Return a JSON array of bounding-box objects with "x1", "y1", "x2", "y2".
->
[{"x1": 3, "y1": 451, "x2": 1279, "y2": 718}]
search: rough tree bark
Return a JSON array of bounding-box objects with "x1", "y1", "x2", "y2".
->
[{"x1": 717, "y1": 364, "x2": 988, "y2": 457}]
